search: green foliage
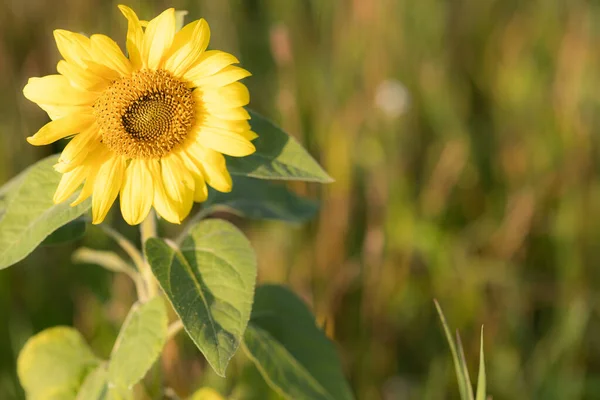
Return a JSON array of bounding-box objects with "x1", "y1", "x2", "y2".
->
[
  {"x1": 202, "y1": 175, "x2": 319, "y2": 223},
  {"x1": 435, "y1": 301, "x2": 486, "y2": 400},
  {"x1": 476, "y1": 327, "x2": 486, "y2": 400},
  {"x1": 243, "y1": 285, "x2": 354, "y2": 400},
  {"x1": 7, "y1": 111, "x2": 350, "y2": 398},
  {"x1": 145, "y1": 219, "x2": 257, "y2": 377},
  {"x1": 227, "y1": 111, "x2": 333, "y2": 183},
  {"x1": 0, "y1": 155, "x2": 90, "y2": 269},
  {"x1": 107, "y1": 297, "x2": 168, "y2": 390},
  {"x1": 17, "y1": 327, "x2": 99, "y2": 400}
]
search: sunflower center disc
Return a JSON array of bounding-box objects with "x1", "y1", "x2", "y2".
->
[{"x1": 94, "y1": 69, "x2": 195, "y2": 159}]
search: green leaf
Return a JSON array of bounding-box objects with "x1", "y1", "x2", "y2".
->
[
  {"x1": 108, "y1": 296, "x2": 168, "y2": 389},
  {"x1": 0, "y1": 155, "x2": 91, "y2": 269},
  {"x1": 42, "y1": 218, "x2": 87, "y2": 246},
  {"x1": 145, "y1": 219, "x2": 257, "y2": 377},
  {"x1": 203, "y1": 175, "x2": 319, "y2": 223},
  {"x1": 0, "y1": 168, "x2": 27, "y2": 217},
  {"x1": 243, "y1": 285, "x2": 354, "y2": 400},
  {"x1": 227, "y1": 111, "x2": 333, "y2": 183},
  {"x1": 434, "y1": 300, "x2": 469, "y2": 400},
  {"x1": 456, "y1": 332, "x2": 475, "y2": 400},
  {"x1": 17, "y1": 327, "x2": 100, "y2": 400},
  {"x1": 475, "y1": 327, "x2": 486, "y2": 400},
  {"x1": 230, "y1": 360, "x2": 285, "y2": 400}
]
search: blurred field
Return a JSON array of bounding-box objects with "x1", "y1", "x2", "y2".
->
[{"x1": 2, "y1": 0, "x2": 600, "y2": 399}]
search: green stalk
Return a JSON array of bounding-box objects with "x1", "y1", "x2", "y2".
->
[{"x1": 140, "y1": 210, "x2": 158, "y2": 300}]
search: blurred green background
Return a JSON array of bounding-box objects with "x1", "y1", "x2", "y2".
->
[{"x1": 2, "y1": 0, "x2": 600, "y2": 399}]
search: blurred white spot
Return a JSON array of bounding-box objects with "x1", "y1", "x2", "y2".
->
[{"x1": 375, "y1": 79, "x2": 410, "y2": 118}]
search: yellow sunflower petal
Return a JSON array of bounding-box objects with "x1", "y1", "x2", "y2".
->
[
  {"x1": 57, "y1": 60, "x2": 110, "y2": 91},
  {"x1": 26, "y1": 112, "x2": 95, "y2": 146},
  {"x1": 192, "y1": 66, "x2": 251, "y2": 88},
  {"x1": 173, "y1": 150, "x2": 208, "y2": 202},
  {"x1": 161, "y1": 153, "x2": 194, "y2": 205},
  {"x1": 120, "y1": 159, "x2": 154, "y2": 225},
  {"x1": 53, "y1": 30, "x2": 92, "y2": 68},
  {"x1": 185, "y1": 143, "x2": 232, "y2": 192},
  {"x1": 205, "y1": 106, "x2": 251, "y2": 121},
  {"x1": 200, "y1": 115, "x2": 251, "y2": 133},
  {"x1": 239, "y1": 130, "x2": 259, "y2": 141},
  {"x1": 89, "y1": 34, "x2": 132, "y2": 76},
  {"x1": 118, "y1": 5, "x2": 144, "y2": 69},
  {"x1": 37, "y1": 104, "x2": 90, "y2": 121},
  {"x1": 193, "y1": 174, "x2": 208, "y2": 202},
  {"x1": 147, "y1": 160, "x2": 181, "y2": 224},
  {"x1": 53, "y1": 165, "x2": 88, "y2": 203},
  {"x1": 56, "y1": 124, "x2": 101, "y2": 173},
  {"x1": 24, "y1": 75, "x2": 99, "y2": 106},
  {"x1": 164, "y1": 19, "x2": 210, "y2": 78},
  {"x1": 92, "y1": 156, "x2": 126, "y2": 224},
  {"x1": 71, "y1": 172, "x2": 94, "y2": 206},
  {"x1": 183, "y1": 50, "x2": 239, "y2": 82},
  {"x1": 201, "y1": 82, "x2": 250, "y2": 108},
  {"x1": 70, "y1": 148, "x2": 109, "y2": 207},
  {"x1": 143, "y1": 8, "x2": 176, "y2": 69},
  {"x1": 165, "y1": 19, "x2": 200, "y2": 56},
  {"x1": 196, "y1": 127, "x2": 256, "y2": 157}
]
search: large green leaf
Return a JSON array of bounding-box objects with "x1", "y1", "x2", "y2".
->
[
  {"x1": 145, "y1": 219, "x2": 257, "y2": 377},
  {"x1": 202, "y1": 176, "x2": 319, "y2": 223},
  {"x1": 227, "y1": 111, "x2": 333, "y2": 183},
  {"x1": 0, "y1": 155, "x2": 91, "y2": 269},
  {"x1": 17, "y1": 327, "x2": 100, "y2": 400},
  {"x1": 243, "y1": 285, "x2": 354, "y2": 400},
  {"x1": 108, "y1": 296, "x2": 168, "y2": 389},
  {"x1": 0, "y1": 166, "x2": 26, "y2": 217}
]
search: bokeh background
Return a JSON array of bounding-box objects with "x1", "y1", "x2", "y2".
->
[{"x1": 2, "y1": 0, "x2": 600, "y2": 399}]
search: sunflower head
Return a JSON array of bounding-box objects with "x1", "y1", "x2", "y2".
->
[{"x1": 23, "y1": 6, "x2": 257, "y2": 225}]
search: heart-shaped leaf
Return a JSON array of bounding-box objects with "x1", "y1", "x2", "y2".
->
[
  {"x1": 18, "y1": 327, "x2": 100, "y2": 400},
  {"x1": 145, "y1": 219, "x2": 256, "y2": 377}
]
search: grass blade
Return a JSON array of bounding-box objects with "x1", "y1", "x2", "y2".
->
[
  {"x1": 475, "y1": 326, "x2": 486, "y2": 400},
  {"x1": 434, "y1": 300, "x2": 468, "y2": 400},
  {"x1": 455, "y1": 331, "x2": 475, "y2": 400}
]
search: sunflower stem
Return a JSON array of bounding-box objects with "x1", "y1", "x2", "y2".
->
[
  {"x1": 97, "y1": 224, "x2": 146, "y2": 273},
  {"x1": 140, "y1": 210, "x2": 159, "y2": 300}
]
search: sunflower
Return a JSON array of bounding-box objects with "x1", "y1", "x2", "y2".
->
[{"x1": 23, "y1": 6, "x2": 256, "y2": 225}]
